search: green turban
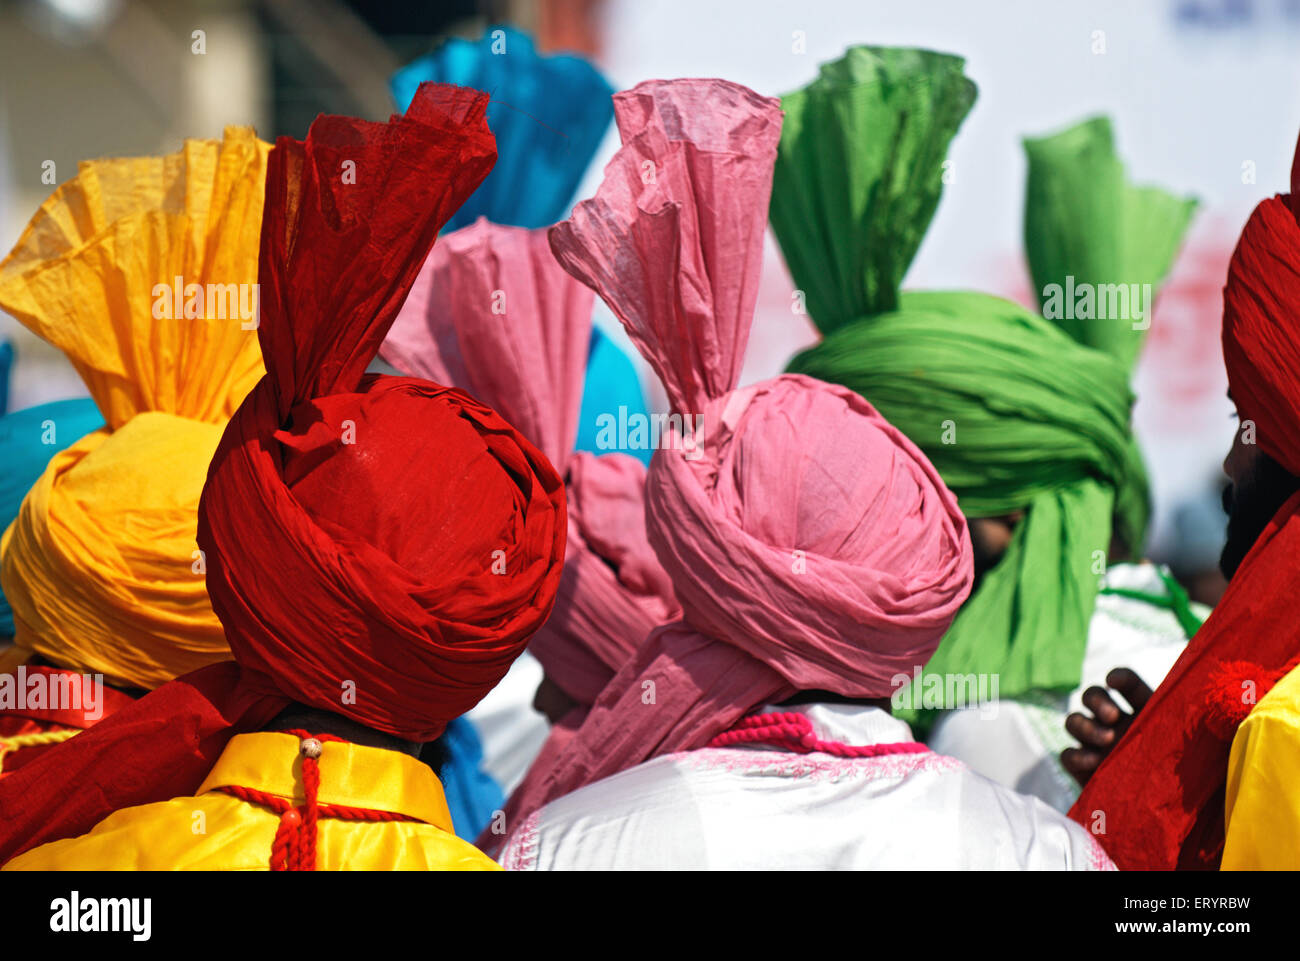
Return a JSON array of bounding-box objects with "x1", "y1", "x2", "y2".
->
[{"x1": 772, "y1": 46, "x2": 1196, "y2": 727}]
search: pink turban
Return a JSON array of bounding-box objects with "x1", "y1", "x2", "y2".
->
[
  {"x1": 382, "y1": 220, "x2": 681, "y2": 711},
  {"x1": 495, "y1": 78, "x2": 973, "y2": 838}
]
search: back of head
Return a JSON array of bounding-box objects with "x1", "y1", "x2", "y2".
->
[
  {"x1": 770, "y1": 46, "x2": 1194, "y2": 720},
  {"x1": 1072, "y1": 125, "x2": 1300, "y2": 871},
  {"x1": 496, "y1": 78, "x2": 972, "y2": 833},
  {"x1": 0, "y1": 84, "x2": 568, "y2": 864},
  {"x1": 198, "y1": 85, "x2": 567, "y2": 741}
]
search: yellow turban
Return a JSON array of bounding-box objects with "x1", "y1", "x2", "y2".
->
[{"x1": 0, "y1": 127, "x2": 268, "y2": 689}]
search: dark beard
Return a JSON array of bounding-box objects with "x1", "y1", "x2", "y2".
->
[{"x1": 1220, "y1": 453, "x2": 1300, "y2": 580}]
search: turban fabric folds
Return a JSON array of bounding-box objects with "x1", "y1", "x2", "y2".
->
[
  {"x1": 772, "y1": 47, "x2": 1194, "y2": 724},
  {"x1": 384, "y1": 222, "x2": 680, "y2": 847},
  {"x1": 1071, "y1": 128, "x2": 1300, "y2": 869},
  {"x1": 0, "y1": 83, "x2": 567, "y2": 865},
  {"x1": 0, "y1": 129, "x2": 269, "y2": 688},
  {"x1": 496, "y1": 78, "x2": 972, "y2": 837},
  {"x1": 384, "y1": 25, "x2": 680, "y2": 711}
]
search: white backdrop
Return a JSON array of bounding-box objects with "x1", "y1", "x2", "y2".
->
[{"x1": 576, "y1": 0, "x2": 1300, "y2": 562}]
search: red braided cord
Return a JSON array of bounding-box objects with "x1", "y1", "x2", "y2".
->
[
  {"x1": 706, "y1": 711, "x2": 928, "y2": 758},
  {"x1": 301, "y1": 751, "x2": 319, "y2": 871},
  {"x1": 214, "y1": 729, "x2": 421, "y2": 871},
  {"x1": 218, "y1": 783, "x2": 424, "y2": 822}
]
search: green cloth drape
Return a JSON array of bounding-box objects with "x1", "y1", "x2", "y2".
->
[{"x1": 772, "y1": 46, "x2": 1196, "y2": 728}]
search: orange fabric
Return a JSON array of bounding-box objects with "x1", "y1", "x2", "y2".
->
[{"x1": 0, "y1": 128, "x2": 268, "y2": 689}]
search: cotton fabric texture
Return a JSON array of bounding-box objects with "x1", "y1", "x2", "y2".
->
[
  {"x1": 0, "y1": 129, "x2": 269, "y2": 688},
  {"x1": 1223, "y1": 665, "x2": 1300, "y2": 868},
  {"x1": 498, "y1": 77, "x2": 973, "y2": 841},
  {"x1": 385, "y1": 24, "x2": 650, "y2": 840},
  {"x1": 383, "y1": 221, "x2": 681, "y2": 847},
  {"x1": 0, "y1": 83, "x2": 566, "y2": 866},
  {"x1": 386, "y1": 223, "x2": 679, "y2": 709},
  {"x1": 391, "y1": 24, "x2": 613, "y2": 234},
  {"x1": 501, "y1": 703, "x2": 1114, "y2": 870},
  {"x1": 772, "y1": 46, "x2": 1193, "y2": 726}
]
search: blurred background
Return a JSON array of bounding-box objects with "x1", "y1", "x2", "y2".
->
[{"x1": 4, "y1": 0, "x2": 1300, "y2": 602}]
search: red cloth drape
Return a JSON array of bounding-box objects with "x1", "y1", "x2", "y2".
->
[{"x1": 1069, "y1": 127, "x2": 1300, "y2": 870}]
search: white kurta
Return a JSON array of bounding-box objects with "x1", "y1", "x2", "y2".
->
[
  {"x1": 927, "y1": 561, "x2": 1206, "y2": 813},
  {"x1": 499, "y1": 702, "x2": 1114, "y2": 870}
]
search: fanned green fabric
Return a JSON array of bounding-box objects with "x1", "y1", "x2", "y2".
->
[
  {"x1": 1024, "y1": 116, "x2": 1198, "y2": 372},
  {"x1": 772, "y1": 47, "x2": 1195, "y2": 731},
  {"x1": 771, "y1": 46, "x2": 976, "y2": 327}
]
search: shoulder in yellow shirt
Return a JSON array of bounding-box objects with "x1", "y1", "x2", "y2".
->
[
  {"x1": 4, "y1": 732, "x2": 500, "y2": 871},
  {"x1": 1222, "y1": 663, "x2": 1300, "y2": 869}
]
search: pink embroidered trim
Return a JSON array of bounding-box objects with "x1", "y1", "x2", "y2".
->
[
  {"x1": 499, "y1": 810, "x2": 542, "y2": 871},
  {"x1": 707, "y1": 711, "x2": 928, "y2": 758},
  {"x1": 676, "y1": 746, "x2": 963, "y2": 784},
  {"x1": 1085, "y1": 832, "x2": 1118, "y2": 871}
]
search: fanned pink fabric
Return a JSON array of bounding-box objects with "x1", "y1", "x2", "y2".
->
[
  {"x1": 381, "y1": 219, "x2": 681, "y2": 713},
  {"x1": 551, "y1": 80, "x2": 776, "y2": 414},
  {"x1": 495, "y1": 79, "x2": 974, "y2": 845},
  {"x1": 382, "y1": 220, "x2": 590, "y2": 469}
]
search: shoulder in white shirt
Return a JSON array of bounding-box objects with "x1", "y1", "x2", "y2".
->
[{"x1": 499, "y1": 702, "x2": 1114, "y2": 870}]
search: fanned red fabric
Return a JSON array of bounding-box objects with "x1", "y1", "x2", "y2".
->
[
  {"x1": 492, "y1": 80, "x2": 972, "y2": 848},
  {"x1": 0, "y1": 83, "x2": 568, "y2": 865},
  {"x1": 1069, "y1": 127, "x2": 1300, "y2": 870},
  {"x1": 203, "y1": 85, "x2": 565, "y2": 740}
]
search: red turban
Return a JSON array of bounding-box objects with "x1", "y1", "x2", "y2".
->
[
  {"x1": 0, "y1": 83, "x2": 567, "y2": 865},
  {"x1": 1069, "y1": 128, "x2": 1300, "y2": 869}
]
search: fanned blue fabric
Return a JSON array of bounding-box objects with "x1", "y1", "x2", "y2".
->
[
  {"x1": 392, "y1": 29, "x2": 653, "y2": 456},
  {"x1": 391, "y1": 25, "x2": 613, "y2": 232},
  {"x1": 577, "y1": 327, "x2": 653, "y2": 466},
  {"x1": 436, "y1": 716, "x2": 506, "y2": 841},
  {"x1": 0, "y1": 397, "x2": 105, "y2": 634}
]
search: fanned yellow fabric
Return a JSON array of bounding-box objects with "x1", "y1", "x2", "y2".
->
[{"x1": 0, "y1": 128, "x2": 269, "y2": 689}]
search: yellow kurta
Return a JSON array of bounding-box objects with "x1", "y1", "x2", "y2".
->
[
  {"x1": 4, "y1": 732, "x2": 499, "y2": 871},
  {"x1": 1222, "y1": 664, "x2": 1300, "y2": 869}
]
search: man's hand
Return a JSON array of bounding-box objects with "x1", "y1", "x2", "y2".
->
[{"x1": 1061, "y1": 667, "x2": 1154, "y2": 787}]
